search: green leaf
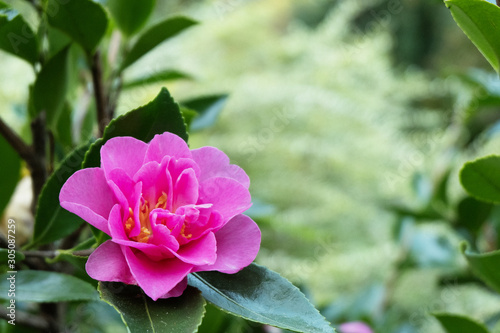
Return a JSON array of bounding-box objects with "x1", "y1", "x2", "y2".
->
[
  {"x1": 120, "y1": 17, "x2": 197, "y2": 70},
  {"x1": 71, "y1": 237, "x2": 96, "y2": 251},
  {"x1": 54, "y1": 103, "x2": 74, "y2": 151},
  {"x1": 445, "y1": 0, "x2": 500, "y2": 73},
  {"x1": 0, "y1": 135, "x2": 20, "y2": 216},
  {"x1": 122, "y1": 69, "x2": 192, "y2": 90},
  {"x1": 32, "y1": 46, "x2": 69, "y2": 123},
  {"x1": 188, "y1": 263, "x2": 335, "y2": 333},
  {"x1": 46, "y1": 25, "x2": 71, "y2": 59},
  {"x1": 0, "y1": 271, "x2": 99, "y2": 302},
  {"x1": 384, "y1": 203, "x2": 443, "y2": 221},
  {"x1": 83, "y1": 87, "x2": 188, "y2": 168},
  {"x1": 461, "y1": 242, "x2": 500, "y2": 294},
  {"x1": 180, "y1": 107, "x2": 197, "y2": 129},
  {"x1": 459, "y1": 155, "x2": 500, "y2": 204},
  {"x1": 0, "y1": 248, "x2": 24, "y2": 265},
  {"x1": 107, "y1": 0, "x2": 155, "y2": 36},
  {"x1": 432, "y1": 168, "x2": 452, "y2": 205},
  {"x1": 196, "y1": 303, "x2": 234, "y2": 333},
  {"x1": 456, "y1": 196, "x2": 492, "y2": 237},
  {"x1": 29, "y1": 144, "x2": 90, "y2": 247},
  {"x1": 181, "y1": 94, "x2": 228, "y2": 132},
  {"x1": 0, "y1": 7, "x2": 39, "y2": 64},
  {"x1": 434, "y1": 313, "x2": 490, "y2": 333},
  {"x1": 46, "y1": 0, "x2": 108, "y2": 54},
  {"x1": 48, "y1": 251, "x2": 96, "y2": 287},
  {"x1": 99, "y1": 283, "x2": 206, "y2": 333}
]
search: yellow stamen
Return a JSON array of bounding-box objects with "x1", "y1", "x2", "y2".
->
[
  {"x1": 126, "y1": 200, "x2": 152, "y2": 243},
  {"x1": 180, "y1": 224, "x2": 192, "y2": 239},
  {"x1": 140, "y1": 199, "x2": 149, "y2": 222},
  {"x1": 135, "y1": 227, "x2": 151, "y2": 243},
  {"x1": 155, "y1": 191, "x2": 168, "y2": 209},
  {"x1": 124, "y1": 208, "x2": 134, "y2": 234}
]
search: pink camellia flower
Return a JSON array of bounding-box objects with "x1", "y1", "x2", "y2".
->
[
  {"x1": 338, "y1": 322, "x2": 374, "y2": 333},
  {"x1": 59, "y1": 132, "x2": 261, "y2": 300}
]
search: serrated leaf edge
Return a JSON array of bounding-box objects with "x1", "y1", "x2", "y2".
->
[{"x1": 190, "y1": 263, "x2": 335, "y2": 333}]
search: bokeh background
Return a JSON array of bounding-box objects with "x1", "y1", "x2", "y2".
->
[{"x1": 2, "y1": 0, "x2": 500, "y2": 332}]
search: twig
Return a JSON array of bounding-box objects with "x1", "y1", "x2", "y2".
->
[
  {"x1": 22, "y1": 249, "x2": 94, "y2": 258},
  {"x1": 0, "y1": 116, "x2": 34, "y2": 162},
  {"x1": 0, "y1": 306, "x2": 52, "y2": 332},
  {"x1": 91, "y1": 51, "x2": 108, "y2": 137}
]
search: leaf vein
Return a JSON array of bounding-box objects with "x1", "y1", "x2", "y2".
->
[{"x1": 142, "y1": 292, "x2": 156, "y2": 333}]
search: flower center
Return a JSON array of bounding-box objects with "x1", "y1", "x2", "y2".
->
[{"x1": 125, "y1": 192, "x2": 168, "y2": 243}]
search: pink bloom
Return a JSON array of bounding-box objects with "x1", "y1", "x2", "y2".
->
[
  {"x1": 339, "y1": 322, "x2": 373, "y2": 333},
  {"x1": 59, "y1": 133, "x2": 261, "y2": 300}
]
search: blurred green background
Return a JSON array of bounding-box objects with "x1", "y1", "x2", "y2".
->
[{"x1": 3, "y1": 0, "x2": 500, "y2": 332}]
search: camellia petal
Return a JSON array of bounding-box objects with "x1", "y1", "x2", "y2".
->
[
  {"x1": 198, "y1": 177, "x2": 252, "y2": 224},
  {"x1": 195, "y1": 214, "x2": 260, "y2": 274},
  {"x1": 113, "y1": 238, "x2": 176, "y2": 261},
  {"x1": 59, "y1": 168, "x2": 116, "y2": 234},
  {"x1": 192, "y1": 146, "x2": 250, "y2": 188},
  {"x1": 144, "y1": 132, "x2": 192, "y2": 163},
  {"x1": 133, "y1": 157, "x2": 172, "y2": 209},
  {"x1": 107, "y1": 203, "x2": 131, "y2": 240},
  {"x1": 101, "y1": 136, "x2": 148, "y2": 178},
  {"x1": 124, "y1": 247, "x2": 193, "y2": 301},
  {"x1": 106, "y1": 168, "x2": 141, "y2": 211},
  {"x1": 168, "y1": 232, "x2": 217, "y2": 265},
  {"x1": 162, "y1": 277, "x2": 188, "y2": 298},
  {"x1": 168, "y1": 158, "x2": 201, "y2": 184},
  {"x1": 173, "y1": 168, "x2": 199, "y2": 210},
  {"x1": 86, "y1": 240, "x2": 135, "y2": 284}
]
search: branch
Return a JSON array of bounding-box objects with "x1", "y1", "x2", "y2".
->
[
  {"x1": 0, "y1": 116, "x2": 34, "y2": 161},
  {"x1": 0, "y1": 306, "x2": 51, "y2": 332},
  {"x1": 0, "y1": 115, "x2": 47, "y2": 214},
  {"x1": 91, "y1": 51, "x2": 108, "y2": 137}
]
